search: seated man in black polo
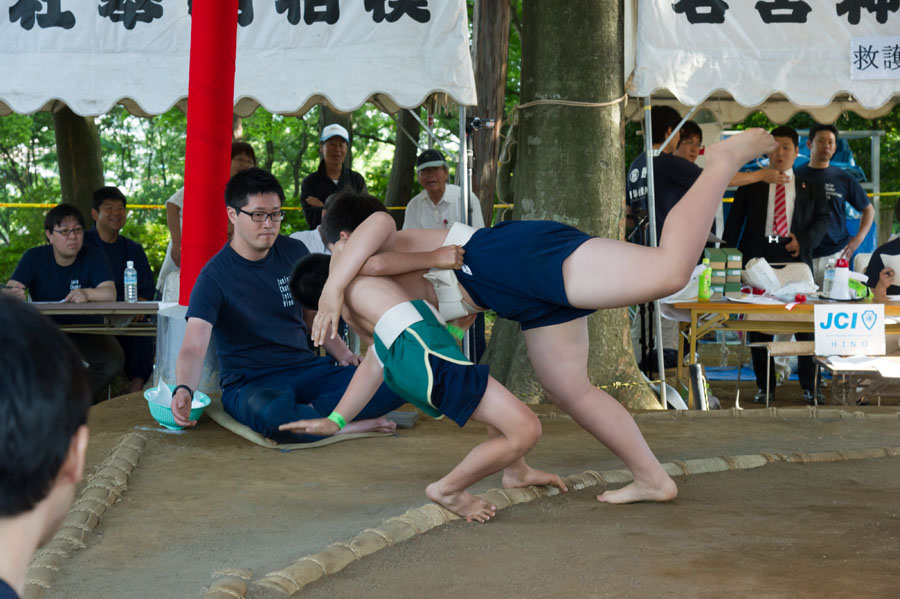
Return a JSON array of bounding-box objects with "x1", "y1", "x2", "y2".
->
[
  {"x1": 3, "y1": 204, "x2": 123, "y2": 399},
  {"x1": 83, "y1": 186, "x2": 156, "y2": 393},
  {"x1": 170, "y1": 168, "x2": 404, "y2": 441}
]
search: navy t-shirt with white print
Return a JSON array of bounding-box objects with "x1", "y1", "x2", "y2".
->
[
  {"x1": 186, "y1": 236, "x2": 314, "y2": 384},
  {"x1": 9, "y1": 244, "x2": 113, "y2": 324}
]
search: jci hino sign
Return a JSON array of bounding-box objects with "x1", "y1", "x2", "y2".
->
[{"x1": 814, "y1": 304, "x2": 885, "y2": 356}]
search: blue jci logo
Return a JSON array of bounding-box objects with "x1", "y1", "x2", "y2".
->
[{"x1": 818, "y1": 310, "x2": 878, "y2": 331}]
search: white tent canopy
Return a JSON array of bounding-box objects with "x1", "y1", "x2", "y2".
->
[
  {"x1": 0, "y1": 1, "x2": 476, "y2": 117},
  {"x1": 625, "y1": 0, "x2": 900, "y2": 124}
]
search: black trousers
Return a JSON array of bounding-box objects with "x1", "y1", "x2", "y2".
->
[{"x1": 748, "y1": 331, "x2": 816, "y2": 394}]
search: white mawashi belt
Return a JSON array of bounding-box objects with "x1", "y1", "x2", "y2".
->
[
  {"x1": 423, "y1": 222, "x2": 479, "y2": 321},
  {"x1": 373, "y1": 301, "x2": 445, "y2": 366}
]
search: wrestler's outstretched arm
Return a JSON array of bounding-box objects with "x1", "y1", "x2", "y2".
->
[{"x1": 278, "y1": 349, "x2": 383, "y2": 436}]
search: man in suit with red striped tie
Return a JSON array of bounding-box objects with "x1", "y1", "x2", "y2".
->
[{"x1": 723, "y1": 125, "x2": 830, "y2": 405}]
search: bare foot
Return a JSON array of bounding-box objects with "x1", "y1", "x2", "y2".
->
[
  {"x1": 706, "y1": 128, "x2": 776, "y2": 168},
  {"x1": 597, "y1": 474, "x2": 677, "y2": 504},
  {"x1": 502, "y1": 463, "x2": 568, "y2": 494},
  {"x1": 426, "y1": 482, "x2": 496, "y2": 523},
  {"x1": 339, "y1": 417, "x2": 397, "y2": 435}
]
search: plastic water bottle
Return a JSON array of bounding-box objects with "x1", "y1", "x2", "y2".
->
[
  {"x1": 823, "y1": 259, "x2": 836, "y2": 297},
  {"x1": 698, "y1": 258, "x2": 712, "y2": 301},
  {"x1": 124, "y1": 260, "x2": 138, "y2": 303}
]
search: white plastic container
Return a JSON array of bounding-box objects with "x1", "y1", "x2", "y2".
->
[{"x1": 830, "y1": 257, "x2": 851, "y2": 300}]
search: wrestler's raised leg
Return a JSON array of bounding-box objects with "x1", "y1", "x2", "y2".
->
[
  {"x1": 523, "y1": 318, "x2": 677, "y2": 504},
  {"x1": 563, "y1": 128, "x2": 778, "y2": 310},
  {"x1": 425, "y1": 377, "x2": 542, "y2": 522}
]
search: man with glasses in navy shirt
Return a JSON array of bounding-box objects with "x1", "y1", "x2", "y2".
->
[
  {"x1": 170, "y1": 168, "x2": 403, "y2": 442},
  {"x1": 3, "y1": 204, "x2": 123, "y2": 399}
]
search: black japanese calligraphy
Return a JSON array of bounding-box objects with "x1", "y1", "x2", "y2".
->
[
  {"x1": 187, "y1": 0, "x2": 254, "y2": 27},
  {"x1": 99, "y1": 0, "x2": 163, "y2": 30},
  {"x1": 853, "y1": 44, "x2": 880, "y2": 70},
  {"x1": 364, "y1": 0, "x2": 430, "y2": 24},
  {"x1": 837, "y1": 0, "x2": 899, "y2": 25},
  {"x1": 755, "y1": 0, "x2": 811, "y2": 23},
  {"x1": 884, "y1": 44, "x2": 900, "y2": 70},
  {"x1": 672, "y1": 0, "x2": 729, "y2": 24},
  {"x1": 275, "y1": 0, "x2": 338, "y2": 25},
  {"x1": 9, "y1": 0, "x2": 75, "y2": 30}
]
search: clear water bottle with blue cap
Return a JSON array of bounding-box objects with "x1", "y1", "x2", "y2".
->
[{"x1": 124, "y1": 260, "x2": 138, "y2": 303}]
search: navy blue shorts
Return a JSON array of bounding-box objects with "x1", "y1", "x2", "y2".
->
[{"x1": 457, "y1": 221, "x2": 595, "y2": 330}]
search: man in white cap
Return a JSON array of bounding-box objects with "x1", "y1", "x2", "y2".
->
[
  {"x1": 403, "y1": 149, "x2": 484, "y2": 230},
  {"x1": 300, "y1": 123, "x2": 368, "y2": 230}
]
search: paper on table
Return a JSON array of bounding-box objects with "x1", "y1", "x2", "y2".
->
[
  {"x1": 873, "y1": 359, "x2": 900, "y2": 379},
  {"x1": 726, "y1": 294, "x2": 784, "y2": 305},
  {"x1": 827, "y1": 355, "x2": 878, "y2": 367}
]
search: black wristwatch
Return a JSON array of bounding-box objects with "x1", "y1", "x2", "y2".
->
[{"x1": 173, "y1": 384, "x2": 194, "y2": 399}]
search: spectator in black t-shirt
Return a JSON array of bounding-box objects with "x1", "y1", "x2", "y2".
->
[
  {"x1": 300, "y1": 124, "x2": 367, "y2": 230},
  {"x1": 3, "y1": 204, "x2": 123, "y2": 397},
  {"x1": 796, "y1": 123, "x2": 874, "y2": 287},
  {"x1": 0, "y1": 296, "x2": 92, "y2": 599},
  {"x1": 83, "y1": 186, "x2": 155, "y2": 393}
]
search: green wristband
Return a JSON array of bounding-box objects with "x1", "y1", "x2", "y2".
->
[
  {"x1": 327, "y1": 411, "x2": 347, "y2": 430},
  {"x1": 446, "y1": 324, "x2": 465, "y2": 341}
]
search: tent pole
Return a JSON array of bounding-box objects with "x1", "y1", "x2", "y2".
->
[
  {"x1": 180, "y1": 0, "x2": 238, "y2": 305},
  {"x1": 642, "y1": 97, "x2": 668, "y2": 409},
  {"x1": 459, "y1": 104, "x2": 472, "y2": 360},
  {"x1": 407, "y1": 108, "x2": 457, "y2": 160}
]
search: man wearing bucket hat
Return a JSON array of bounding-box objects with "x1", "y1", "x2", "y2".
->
[{"x1": 299, "y1": 124, "x2": 368, "y2": 230}]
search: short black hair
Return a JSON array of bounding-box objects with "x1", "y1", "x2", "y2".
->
[
  {"x1": 0, "y1": 296, "x2": 91, "y2": 517},
  {"x1": 231, "y1": 140, "x2": 257, "y2": 164},
  {"x1": 770, "y1": 125, "x2": 799, "y2": 148},
  {"x1": 320, "y1": 192, "x2": 389, "y2": 246},
  {"x1": 808, "y1": 123, "x2": 838, "y2": 143},
  {"x1": 91, "y1": 186, "x2": 127, "y2": 211},
  {"x1": 44, "y1": 204, "x2": 85, "y2": 234},
  {"x1": 224, "y1": 167, "x2": 285, "y2": 210},
  {"x1": 650, "y1": 106, "x2": 682, "y2": 145},
  {"x1": 677, "y1": 120, "x2": 702, "y2": 146},
  {"x1": 289, "y1": 253, "x2": 331, "y2": 310}
]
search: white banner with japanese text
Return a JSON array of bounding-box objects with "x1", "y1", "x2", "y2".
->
[
  {"x1": 630, "y1": 0, "x2": 900, "y2": 110},
  {"x1": 0, "y1": 0, "x2": 476, "y2": 116}
]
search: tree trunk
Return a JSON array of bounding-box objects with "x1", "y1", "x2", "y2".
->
[
  {"x1": 484, "y1": 0, "x2": 659, "y2": 409},
  {"x1": 321, "y1": 105, "x2": 353, "y2": 167},
  {"x1": 472, "y1": 0, "x2": 510, "y2": 227},
  {"x1": 384, "y1": 109, "x2": 420, "y2": 228},
  {"x1": 53, "y1": 106, "x2": 103, "y2": 227}
]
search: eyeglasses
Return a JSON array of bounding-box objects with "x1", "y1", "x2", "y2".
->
[
  {"x1": 237, "y1": 208, "x2": 285, "y2": 222},
  {"x1": 680, "y1": 139, "x2": 702, "y2": 148},
  {"x1": 53, "y1": 227, "x2": 84, "y2": 237}
]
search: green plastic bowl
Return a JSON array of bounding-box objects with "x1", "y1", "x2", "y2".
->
[{"x1": 144, "y1": 385, "x2": 211, "y2": 430}]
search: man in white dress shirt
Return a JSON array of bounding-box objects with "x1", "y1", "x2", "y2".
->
[{"x1": 403, "y1": 149, "x2": 485, "y2": 231}]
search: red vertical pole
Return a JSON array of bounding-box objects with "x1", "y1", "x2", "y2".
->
[{"x1": 179, "y1": 0, "x2": 239, "y2": 305}]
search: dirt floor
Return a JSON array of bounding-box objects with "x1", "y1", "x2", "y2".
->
[
  {"x1": 33, "y1": 391, "x2": 900, "y2": 599},
  {"x1": 300, "y1": 458, "x2": 900, "y2": 599}
]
